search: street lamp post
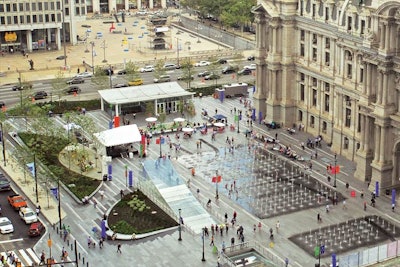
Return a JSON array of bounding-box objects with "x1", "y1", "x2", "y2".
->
[
  {"x1": 0, "y1": 123, "x2": 6, "y2": 167},
  {"x1": 175, "y1": 37, "x2": 181, "y2": 66},
  {"x1": 178, "y1": 208, "x2": 182, "y2": 241},
  {"x1": 90, "y1": 41, "x2": 95, "y2": 75},
  {"x1": 58, "y1": 179, "x2": 62, "y2": 229},
  {"x1": 101, "y1": 40, "x2": 107, "y2": 63},
  {"x1": 159, "y1": 135, "x2": 163, "y2": 158},
  {"x1": 215, "y1": 170, "x2": 219, "y2": 199},
  {"x1": 197, "y1": 22, "x2": 202, "y2": 43},
  {"x1": 237, "y1": 110, "x2": 241, "y2": 133},
  {"x1": 34, "y1": 154, "x2": 39, "y2": 204},
  {"x1": 215, "y1": 34, "x2": 222, "y2": 51},
  {"x1": 201, "y1": 227, "x2": 206, "y2": 261},
  {"x1": 61, "y1": 0, "x2": 67, "y2": 68},
  {"x1": 333, "y1": 153, "x2": 337, "y2": 188},
  {"x1": 108, "y1": 68, "x2": 112, "y2": 88}
]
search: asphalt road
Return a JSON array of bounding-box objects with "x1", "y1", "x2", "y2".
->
[{"x1": 0, "y1": 62, "x2": 256, "y2": 108}]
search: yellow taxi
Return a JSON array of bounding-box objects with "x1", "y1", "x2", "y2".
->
[{"x1": 128, "y1": 79, "x2": 144, "y2": 86}]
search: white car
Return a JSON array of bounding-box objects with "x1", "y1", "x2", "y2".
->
[
  {"x1": 0, "y1": 217, "x2": 14, "y2": 234},
  {"x1": 244, "y1": 64, "x2": 256, "y2": 70},
  {"x1": 75, "y1": 72, "x2": 93, "y2": 78},
  {"x1": 19, "y1": 207, "x2": 38, "y2": 224},
  {"x1": 194, "y1": 61, "x2": 211, "y2": 67},
  {"x1": 137, "y1": 9, "x2": 148, "y2": 15},
  {"x1": 140, "y1": 65, "x2": 155, "y2": 72}
]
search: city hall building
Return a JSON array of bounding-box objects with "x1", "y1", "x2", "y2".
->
[{"x1": 252, "y1": 0, "x2": 400, "y2": 189}]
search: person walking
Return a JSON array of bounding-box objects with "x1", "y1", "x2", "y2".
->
[
  {"x1": 120, "y1": 190, "x2": 124, "y2": 199},
  {"x1": 99, "y1": 238, "x2": 104, "y2": 249},
  {"x1": 87, "y1": 236, "x2": 92, "y2": 248},
  {"x1": 99, "y1": 190, "x2": 104, "y2": 200},
  {"x1": 276, "y1": 220, "x2": 280, "y2": 233},
  {"x1": 93, "y1": 199, "x2": 97, "y2": 209},
  {"x1": 40, "y1": 252, "x2": 45, "y2": 265},
  {"x1": 117, "y1": 243, "x2": 122, "y2": 253},
  {"x1": 210, "y1": 235, "x2": 214, "y2": 246}
]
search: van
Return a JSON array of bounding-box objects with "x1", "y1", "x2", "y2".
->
[{"x1": 154, "y1": 75, "x2": 171, "y2": 83}]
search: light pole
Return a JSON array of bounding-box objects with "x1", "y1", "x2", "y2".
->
[
  {"x1": 215, "y1": 170, "x2": 219, "y2": 199},
  {"x1": 108, "y1": 68, "x2": 112, "y2": 88},
  {"x1": 101, "y1": 40, "x2": 107, "y2": 63},
  {"x1": 58, "y1": 179, "x2": 62, "y2": 230},
  {"x1": 159, "y1": 135, "x2": 163, "y2": 158},
  {"x1": 61, "y1": 0, "x2": 67, "y2": 68},
  {"x1": 175, "y1": 37, "x2": 181, "y2": 66},
  {"x1": 215, "y1": 34, "x2": 222, "y2": 51},
  {"x1": 178, "y1": 208, "x2": 182, "y2": 241},
  {"x1": 90, "y1": 41, "x2": 95, "y2": 74},
  {"x1": 0, "y1": 123, "x2": 6, "y2": 167},
  {"x1": 237, "y1": 110, "x2": 241, "y2": 133},
  {"x1": 34, "y1": 154, "x2": 39, "y2": 204},
  {"x1": 197, "y1": 22, "x2": 202, "y2": 43},
  {"x1": 201, "y1": 227, "x2": 206, "y2": 261},
  {"x1": 333, "y1": 153, "x2": 337, "y2": 188}
]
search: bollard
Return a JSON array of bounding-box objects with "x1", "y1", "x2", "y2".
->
[
  {"x1": 56, "y1": 227, "x2": 59, "y2": 234},
  {"x1": 87, "y1": 262, "x2": 89, "y2": 267},
  {"x1": 70, "y1": 243, "x2": 73, "y2": 251},
  {"x1": 83, "y1": 257, "x2": 85, "y2": 264},
  {"x1": 79, "y1": 253, "x2": 81, "y2": 260},
  {"x1": 67, "y1": 239, "x2": 70, "y2": 246}
]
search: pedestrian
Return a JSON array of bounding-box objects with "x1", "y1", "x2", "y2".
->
[
  {"x1": 258, "y1": 222, "x2": 262, "y2": 231},
  {"x1": 210, "y1": 235, "x2": 214, "y2": 246},
  {"x1": 233, "y1": 211, "x2": 237, "y2": 220},
  {"x1": 326, "y1": 204, "x2": 330, "y2": 213},
  {"x1": 231, "y1": 236, "x2": 235, "y2": 247},
  {"x1": 215, "y1": 108, "x2": 218, "y2": 114},
  {"x1": 317, "y1": 213, "x2": 322, "y2": 223},
  {"x1": 77, "y1": 67, "x2": 80, "y2": 74},
  {"x1": 36, "y1": 204, "x2": 41, "y2": 217},
  {"x1": 99, "y1": 238, "x2": 104, "y2": 249},
  {"x1": 40, "y1": 252, "x2": 45, "y2": 264},
  {"x1": 275, "y1": 133, "x2": 278, "y2": 140},
  {"x1": 346, "y1": 182, "x2": 349, "y2": 191},
  {"x1": 314, "y1": 150, "x2": 318, "y2": 159},
  {"x1": 93, "y1": 199, "x2": 97, "y2": 208},
  {"x1": 120, "y1": 189, "x2": 124, "y2": 199},
  {"x1": 99, "y1": 190, "x2": 104, "y2": 200},
  {"x1": 392, "y1": 203, "x2": 395, "y2": 212},
  {"x1": 87, "y1": 236, "x2": 92, "y2": 248},
  {"x1": 224, "y1": 212, "x2": 228, "y2": 222},
  {"x1": 269, "y1": 228, "x2": 274, "y2": 240},
  {"x1": 276, "y1": 220, "x2": 280, "y2": 233},
  {"x1": 217, "y1": 256, "x2": 221, "y2": 267},
  {"x1": 117, "y1": 243, "x2": 122, "y2": 253},
  {"x1": 342, "y1": 200, "x2": 347, "y2": 210},
  {"x1": 361, "y1": 189, "x2": 364, "y2": 198},
  {"x1": 301, "y1": 142, "x2": 305, "y2": 150},
  {"x1": 285, "y1": 258, "x2": 289, "y2": 267},
  {"x1": 364, "y1": 201, "x2": 367, "y2": 211},
  {"x1": 221, "y1": 241, "x2": 226, "y2": 253}
]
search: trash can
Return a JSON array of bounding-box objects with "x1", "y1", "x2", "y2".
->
[
  {"x1": 103, "y1": 174, "x2": 108, "y2": 181},
  {"x1": 129, "y1": 152, "x2": 133, "y2": 159}
]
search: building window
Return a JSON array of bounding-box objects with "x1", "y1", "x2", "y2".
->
[
  {"x1": 312, "y1": 89, "x2": 317, "y2": 106},
  {"x1": 312, "y1": 48, "x2": 317, "y2": 61},
  {"x1": 310, "y1": 116, "x2": 315, "y2": 127},
  {"x1": 300, "y1": 84, "x2": 305, "y2": 101},
  {"x1": 325, "y1": 94, "x2": 330, "y2": 112},
  {"x1": 12, "y1": 3, "x2": 17, "y2": 12},
  {"x1": 345, "y1": 108, "x2": 351, "y2": 127},
  {"x1": 312, "y1": 4, "x2": 316, "y2": 18},
  {"x1": 19, "y1": 3, "x2": 23, "y2": 11},
  {"x1": 298, "y1": 110, "x2": 303, "y2": 121},
  {"x1": 25, "y1": 3, "x2": 30, "y2": 11},
  {"x1": 81, "y1": 7, "x2": 85, "y2": 15},
  {"x1": 0, "y1": 4, "x2": 3, "y2": 12},
  {"x1": 39, "y1": 14, "x2": 43, "y2": 22},
  {"x1": 33, "y1": 15, "x2": 37, "y2": 23},
  {"x1": 32, "y1": 3, "x2": 36, "y2": 11},
  {"x1": 325, "y1": 7, "x2": 329, "y2": 21},
  {"x1": 359, "y1": 68, "x2": 364, "y2": 83},
  {"x1": 76, "y1": 7, "x2": 79, "y2": 15},
  {"x1": 13, "y1": 16, "x2": 17, "y2": 24},
  {"x1": 347, "y1": 64, "x2": 352, "y2": 79},
  {"x1": 300, "y1": 30, "x2": 305, "y2": 41},
  {"x1": 325, "y1": 52, "x2": 330, "y2": 66},
  {"x1": 347, "y1": 16, "x2": 352, "y2": 31},
  {"x1": 45, "y1": 14, "x2": 49, "y2": 22},
  {"x1": 343, "y1": 137, "x2": 349, "y2": 149},
  {"x1": 38, "y1": 2, "x2": 42, "y2": 11},
  {"x1": 0, "y1": 17, "x2": 5, "y2": 25},
  {"x1": 361, "y1": 20, "x2": 365, "y2": 35},
  {"x1": 19, "y1": 15, "x2": 24, "y2": 23},
  {"x1": 300, "y1": 44, "x2": 305, "y2": 57},
  {"x1": 324, "y1": 82, "x2": 330, "y2": 92},
  {"x1": 26, "y1": 15, "x2": 30, "y2": 23},
  {"x1": 6, "y1": 4, "x2": 10, "y2": 12},
  {"x1": 325, "y1": 38, "x2": 330, "y2": 48},
  {"x1": 300, "y1": 73, "x2": 305, "y2": 81},
  {"x1": 322, "y1": 121, "x2": 327, "y2": 133},
  {"x1": 51, "y1": 14, "x2": 56, "y2": 22},
  {"x1": 312, "y1": 34, "x2": 317, "y2": 44},
  {"x1": 7, "y1": 16, "x2": 11, "y2": 24},
  {"x1": 312, "y1": 78, "x2": 317, "y2": 87}
]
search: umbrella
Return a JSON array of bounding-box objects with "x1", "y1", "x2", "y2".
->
[
  {"x1": 174, "y1": 117, "x2": 185, "y2": 122},
  {"x1": 145, "y1": 117, "x2": 157, "y2": 122},
  {"x1": 182, "y1": 127, "x2": 194, "y2": 132},
  {"x1": 214, "y1": 122, "x2": 225, "y2": 127}
]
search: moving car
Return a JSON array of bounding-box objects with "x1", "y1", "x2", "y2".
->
[
  {"x1": 66, "y1": 77, "x2": 85, "y2": 84},
  {"x1": 163, "y1": 63, "x2": 178, "y2": 70},
  {"x1": 75, "y1": 72, "x2": 93, "y2": 78},
  {"x1": 247, "y1": 55, "x2": 255, "y2": 61},
  {"x1": 204, "y1": 73, "x2": 220, "y2": 80},
  {"x1": 238, "y1": 68, "x2": 252, "y2": 75},
  {"x1": 140, "y1": 65, "x2": 154, "y2": 72},
  {"x1": 32, "y1": 91, "x2": 48, "y2": 100},
  {"x1": 113, "y1": 83, "x2": 129, "y2": 88},
  {"x1": 0, "y1": 217, "x2": 14, "y2": 234},
  {"x1": 194, "y1": 61, "x2": 210, "y2": 67},
  {"x1": 19, "y1": 207, "x2": 38, "y2": 224},
  {"x1": 198, "y1": 71, "x2": 211, "y2": 77},
  {"x1": 56, "y1": 55, "x2": 67, "y2": 60},
  {"x1": 216, "y1": 58, "x2": 227, "y2": 64},
  {"x1": 177, "y1": 74, "x2": 194, "y2": 81},
  {"x1": 28, "y1": 221, "x2": 45, "y2": 237},
  {"x1": 117, "y1": 69, "x2": 127, "y2": 75},
  {"x1": 8, "y1": 194, "x2": 27, "y2": 210},
  {"x1": 12, "y1": 84, "x2": 33, "y2": 91},
  {"x1": 221, "y1": 66, "x2": 237, "y2": 74},
  {"x1": 153, "y1": 75, "x2": 171, "y2": 83},
  {"x1": 65, "y1": 86, "x2": 81, "y2": 94},
  {"x1": 0, "y1": 174, "x2": 10, "y2": 191},
  {"x1": 128, "y1": 79, "x2": 144, "y2": 86},
  {"x1": 244, "y1": 64, "x2": 256, "y2": 70}
]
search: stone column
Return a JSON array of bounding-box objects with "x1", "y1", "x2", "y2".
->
[
  {"x1": 56, "y1": 28, "x2": 61, "y2": 50},
  {"x1": 374, "y1": 125, "x2": 380, "y2": 163},
  {"x1": 359, "y1": 114, "x2": 365, "y2": 151},
  {"x1": 379, "y1": 23, "x2": 385, "y2": 50},
  {"x1": 26, "y1": 30, "x2": 33, "y2": 52},
  {"x1": 160, "y1": 0, "x2": 166, "y2": 8},
  {"x1": 379, "y1": 126, "x2": 386, "y2": 163},
  {"x1": 382, "y1": 71, "x2": 388, "y2": 105},
  {"x1": 377, "y1": 70, "x2": 382, "y2": 104},
  {"x1": 385, "y1": 22, "x2": 390, "y2": 51},
  {"x1": 149, "y1": 0, "x2": 154, "y2": 9},
  {"x1": 137, "y1": 0, "x2": 141, "y2": 10}
]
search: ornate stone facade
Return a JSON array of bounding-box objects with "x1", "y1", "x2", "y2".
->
[{"x1": 253, "y1": 0, "x2": 400, "y2": 189}]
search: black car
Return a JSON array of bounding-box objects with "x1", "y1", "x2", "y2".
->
[
  {"x1": 65, "y1": 86, "x2": 81, "y2": 94},
  {"x1": 177, "y1": 75, "x2": 194, "y2": 81},
  {"x1": 205, "y1": 73, "x2": 220, "y2": 80},
  {"x1": 198, "y1": 71, "x2": 211, "y2": 77},
  {"x1": 217, "y1": 58, "x2": 227, "y2": 64},
  {"x1": 222, "y1": 66, "x2": 237, "y2": 74},
  {"x1": 113, "y1": 83, "x2": 129, "y2": 88},
  {"x1": 32, "y1": 91, "x2": 48, "y2": 100},
  {"x1": 66, "y1": 77, "x2": 85, "y2": 84},
  {"x1": 56, "y1": 55, "x2": 67, "y2": 60},
  {"x1": 0, "y1": 174, "x2": 11, "y2": 191},
  {"x1": 12, "y1": 84, "x2": 32, "y2": 91},
  {"x1": 247, "y1": 55, "x2": 255, "y2": 61},
  {"x1": 238, "y1": 68, "x2": 252, "y2": 75},
  {"x1": 117, "y1": 69, "x2": 127, "y2": 75}
]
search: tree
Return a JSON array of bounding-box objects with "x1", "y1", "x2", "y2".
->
[
  {"x1": 145, "y1": 102, "x2": 155, "y2": 117},
  {"x1": 220, "y1": 0, "x2": 256, "y2": 32},
  {"x1": 51, "y1": 71, "x2": 67, "y2": 104},
  {"x1": 125, "y1": 61, "x2": 141, "y2": 83},
  {"x1": 91, "y1": 66, "x2": 110, "y2": 90},
  {"x1": 153, "y1": 60, "x2": 166, "y2": 80},
  {"x1": 180, "y1": 58, "x2": 194, "y2": 89}
]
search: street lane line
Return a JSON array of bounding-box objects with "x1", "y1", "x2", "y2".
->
[
  {"x1": 19, "y1": 249, "x2": 33, "y2": 266},
  {"x1": 65, "y1": 202, "x2": 83, "y2": 221},
  {"x1": 26, "y1": 248, "x2": 40, "y2": 264},
  {"x1": 0, "y1": 238, "x2": 24, "y2": 244}
]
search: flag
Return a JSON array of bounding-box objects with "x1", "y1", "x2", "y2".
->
[
  {"x1": 156, "y1": 138, "x2": 160, "y2": 145},
  {"x1": 212, "y1": 176, "x2": 216, "y2": 183},
  {"x1": 216, "y1": 175, "x2": 222, "y2": 183},
  {"x1": 160, "y1": 136, "x2": 165, "y2": 144},
  {"x1": 330, "y1": 165, "x2": 340, "y2": 174},
  {"x1": 234, "y1": 115, "x2": 239, "y2": 122}
]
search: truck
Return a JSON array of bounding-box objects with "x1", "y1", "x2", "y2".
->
[
  {"x1": 8, "y1": 195, "x2": 27, "y2": 210},
  {"x1": 215, "y1": 83, "x2": 249, "y2": 99}
]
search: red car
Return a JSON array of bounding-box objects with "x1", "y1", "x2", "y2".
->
[{"x1": 28, "y1": 222, "x2": 45, "y2": 237}]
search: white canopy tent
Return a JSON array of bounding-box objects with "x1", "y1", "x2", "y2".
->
[{"x1": 94, "y1": 124, "x2": 142, "y2": 147}]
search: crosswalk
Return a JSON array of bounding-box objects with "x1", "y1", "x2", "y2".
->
[{"x1": 0, "y1": 248, "x2": 40, "y2": 267}]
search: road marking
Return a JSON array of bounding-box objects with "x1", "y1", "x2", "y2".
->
[
  {"x1": 65, "y1": 203, "x2": 83, "y2": 221},
  {"x1": 19, "y1": 248, "x2": 33, "y2": 266},
  {"x1": 0, "y1": 238, "x2": 24, "y2": 244},
  {"x1": 26, "y1": 248, "x2": 40, "y2": 264}
]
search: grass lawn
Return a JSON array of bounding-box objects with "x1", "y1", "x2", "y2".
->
[{"x1": 108, "y1": 190, "x2": 178, "y2": 235}]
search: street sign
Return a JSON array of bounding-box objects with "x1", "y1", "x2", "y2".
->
[
  {"x1": 47, "y1": 238, "x2": 52, "y2": 247},
  {"x1": 320, "y1": 245, "x2": 325, "y2": 254}
]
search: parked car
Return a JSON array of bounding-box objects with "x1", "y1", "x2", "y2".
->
[
  {"x1": 28, "y1": 221, "x2": 45, "y2": 237},
  {"x1": 216, "y1": 58, "x2": 227, "y2": 64},
  {"x1": 12, "y1": 84, "x2": 32, "y2": 91},
  {"x1": 204, "y1": 73, "x2": 220, "y2": 80},
  {"x1": 153, "y1": 75, "x2": 171, "y2": 83},
  {"x1": 19, "y1": 207, "x2": 38, "y2": 224},
  {"x1": 75, "y1": 72, "x2": 93, "y2": 78},
  {"x1": 198, "y1": 71, "x2": 211, "y2": 77},
  {"x1": 194, "y1": 61, "x2": 210, "y2": 67},
  {"x1": 128, "y1": 79, "x2": 144, "y2": 86},
  {"x1": 0, "y1": 174, "x2": 10, "y2": 191},
  {"x1": 0, "y1": 217, "x2": 14, "y2": 234},
  {"x1": 56, "y1": 55, "x2": 67, "y2": 60},
  {"x1": 137, "y1": 9, "x2": 148, "y2": 15},
  {"x1": 32, "y1": 91, "x2": 48, "y2": 100},
  {"x1": 247, "y1": 55, "x2": 255, "y2": 61},
  {"x1": 66, "y1": 77, "x2": 85, "y2": 84},
  {"x1": 65, "y1": 86, "x2": 81, "y2": 94},
  {"x1": 113, "y1": 83, "x2": 129, "y2": 88},
  {"x1": 140, "y1": 65, "x2": 154, "y2": 72},
  {"x1": 238, "y1": 68, "x2": 252, "y2": 75}
]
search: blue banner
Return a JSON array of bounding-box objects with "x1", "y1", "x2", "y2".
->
[
  {"x1": 108, "y1": 164, "x2": 112, "y2": 181},
  {"x1": 27, "y1": 162, "x2": 35, "y2": 177},
  {"x1": 101, "y1": 220, "x2": 106, "y2": 239},
  {"x1": 375, "y1": 181, "x2": 379, "y2": 197},
  {"x1": 258, "y1": 111, "x2": 262, "y2": 124},
  {"x1": 128, "y1": 170, "x2": 133, "y2": 187},
  {"x1": 332, "y1": 253, "x2": 336, "y2": 267},
  {"x1": 392, "y1": 189, "x2": 396, "y2": 205}
]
